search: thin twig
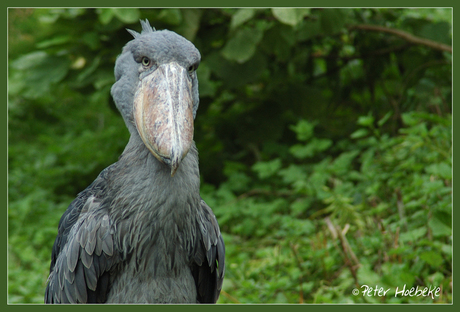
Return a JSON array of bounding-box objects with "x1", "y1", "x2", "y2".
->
[
  {"x1": 325, "y1": 217, "x2": 360, "y2": 284},
  {"x1": 220, "y1": 289, "x2": 241, "y2": 303},
  {"x1": 349, "y1": 24, "x2": 452, "y2": 53}
]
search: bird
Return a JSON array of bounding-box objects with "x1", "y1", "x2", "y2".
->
[{"x1": 44, "y1": 19, "x2": 225, "y2": 304}]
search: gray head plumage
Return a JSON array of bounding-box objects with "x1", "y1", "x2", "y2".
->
[{"x1": 111, "y1": 20, "x2": 201, "y2": 176}]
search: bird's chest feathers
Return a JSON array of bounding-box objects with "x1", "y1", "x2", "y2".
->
[
  {"x1": 118, "y1": 193, "x2": 199, "y2": 278},
  {"x1": 118, "y1": 197, "x2": 198, "y2": 277},
  {"x1": 108, "y1": 184, "x2": 200, "y2": 303},
  {"x1": 107, "y1": 142, "x2": 201, "y2": 280}
]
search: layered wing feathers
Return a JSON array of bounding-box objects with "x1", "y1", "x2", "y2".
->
[
  {"x1": 45, "y1": 170, "x2": 119, "y2": 304},
  {"x1": 192, "y1": 200, "x2": 225, "y2": 303}
]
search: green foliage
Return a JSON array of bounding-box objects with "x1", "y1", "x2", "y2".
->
[
  {"x1": 205, "y1": 112, "x2": 451, "y2": 303},
  {"x1": 8, "y1": 8, "x2": 451, "y2": 303}
]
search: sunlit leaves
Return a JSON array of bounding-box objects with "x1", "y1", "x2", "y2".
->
[
  {"x1": 289, "y1": 120, "x2": 332, "y2": 159},
  {"x1": 425, "y1": 162, "x2": 451, "y2": 179},
  {"x1": 98, "y1": 8, "x2": 140, "y2": 24},
  {"x1": 10, "y1": 51, "x2": 70, "y2": 99},
  {"x1": 175, "y1": 9, "x2": 202, "y2": 41},
  {"x1": 289, "y1": 120, "x2": 316, "y2": 141},
  {"x1": 271, "y1": 8, "x2": 310, "y2": 26},
  {"x1": 230, "y1": 9, "x2": 256, "y2": 30},
  {"x1": 290, "y1": 138, "x2": 332, "y2": 159},
  {"x1": 36, "y1": 35, "x2": 72, "y2": 48},
  {"x1": 221, "y1": 27, "x2": 264, "y2": 63},
  {"x1": 252, "y1": 158, "x2": 282, "y2": 179},
  {"x1": 156, "y1": 9, "x2": 182, "y2": 25}
]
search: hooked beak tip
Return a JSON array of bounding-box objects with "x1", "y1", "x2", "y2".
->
[
  {"x1": 161, "y1": 152, "x2": 181, "y2": 177},
  {"x1": 170, "y1": 166, "x2": 178, "y2": 177}
]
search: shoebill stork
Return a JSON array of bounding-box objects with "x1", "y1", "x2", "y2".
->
[{"x1": 44, "y1": 20, "x2": 225, "y2": 304}]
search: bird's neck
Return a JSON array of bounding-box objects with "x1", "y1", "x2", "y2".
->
[{"x1": 107, "y1": 133, "x2": 201, "y2": 230}]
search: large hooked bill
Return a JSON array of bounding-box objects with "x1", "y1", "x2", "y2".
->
[{"x1": 133, "y1": 62, "x2": 194, "y2": 176}]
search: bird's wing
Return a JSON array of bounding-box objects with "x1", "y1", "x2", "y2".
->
[
  {"x1": 192, "y1": 199, "x2": 225, "y2": 303},
  {"x1": 45, "y1": 171, "x2": 119, "y2": 303}
]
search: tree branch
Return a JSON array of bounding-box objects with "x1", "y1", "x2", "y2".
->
[{"x1": 349, "y1": 24, "x2": 452, "y2": 53}]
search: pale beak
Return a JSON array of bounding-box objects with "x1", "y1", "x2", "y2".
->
[{"x1": 133, "y1": 62, "x2": 194, "y2": 176}]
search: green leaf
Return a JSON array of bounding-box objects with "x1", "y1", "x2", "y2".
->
[
  {"x1": 252, "y1": 158, "x2": 282, "y2": 179},
  {"x1": 230, "y1": 9, "x2": 256, "y2": 30},
  {"x1": 10, "y1": 51, "x2": 70, "y2": 98},
  {"x1": 76, "y1": 55, "x2": 101, "y2": 84},
  {"x1": 420, "y1": 251, "x2": 444, "y2": 267},
  {"x1": 157, "y1": 9, "x2": 182, "y2": 25},
  {"x1": 176, "y1": 9, "x2": 203, "y2": 41},
  {"x1": 330, "y1": 150, "x2": 360, "y2": 175},
  {"x1": 279, "y1": 164, "x2": 307, "y2": 185},
  {"x1": 10, "y1": 51, "x2": 47, "y2": 70},
  {"x1": 206, "y1": 51, "x2": 266, "y2": 87},
  {"x1": 297, "y1": 18, "x2": 322, "y2": 40},
  {"x1": 196, "y1": 61, "x2": 217, "y2": 97},
  {"x1": 382, "y1": 263, "x2": 416, "y2": 287},
  {"x1": 112, "y1": 8, "x2": 140, "y2": 24},
  {"x1": 401, "y1": 112, "x2": 418, "y2": 126},
  {"x1": 82, "y1": 32, "x2": 100, "y2": 50},
  {"x1": 313, "y1": 139, "x2": 334, "y2": 153},
  {"x1": 36, "y1": 35, "x2": 72, "y2": 48},
  {"x1": 318, "y1": 9, "x2": 346, "y2": 34},
  {"x1": 378, "y1": 111, "x2": 393, "y2": 127},
  {"x1": 223, "y1": 161, "x2": 247, "y2": 177},
  {"x1": 289, "y1": 120, "x2": 316, "y2": 141},
  {"x1": 357, "y1": 114, "x2": 374, "y2": 127},
  {"x1": 350, "y1": 128, "x2": 369, "y2": 139},
  {"x1": 290, "y1": 139, "x2": 332, "y2": 159},
  {"x1": 221, "y1": 27, "x2": 264, "y2": 63},
  {"x1": 290, "y1": 198, "x2": 313, "y2": 216},
  {"x1": 98, "y1": 8, "x2": 115, "y2": 24},
  {"x1": 418, "y1": 21, "x2": 451, "y2": 45},
  {"x1": 428, "y1": 216, "x2": 451, "y2": 237},
  {"x1": 357, "y1": 263, "x2": 384, "y2": 287},
  {"x1": 271, "y1": 8, "x2": 310, "y2": 26},
  {"x1": 261, "y1": 24, "x2": 297, "y2": 61},
  {"x1": 425, "y1": 163, "x2": 452, "y2": 179},
  {"x1": 399, "y1": 227, "x2": 427, "y2": 243},
  {"x1": 427, "y1": 272, "x2": 445, "y2": 287}
]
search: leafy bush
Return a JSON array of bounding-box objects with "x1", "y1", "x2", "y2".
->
[
  {"x1": 8, "y1": 8, "x2": 451, "y2": 303},
  {"x1": 202, "y1": 111, "x2": 451, "y2": 303}
]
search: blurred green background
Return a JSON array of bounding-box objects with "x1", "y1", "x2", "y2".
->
[{"x1": 8, "y1": 8, "x2": 452, "y2": 303}]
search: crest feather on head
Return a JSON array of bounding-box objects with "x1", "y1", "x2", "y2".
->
[{"x1": 126, "y1": 19, "x2": 156, "y2": 39}]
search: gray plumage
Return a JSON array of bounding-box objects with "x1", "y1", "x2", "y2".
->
[{"x1": 45, "y1": 20, "x2": 225, "y2": 304}]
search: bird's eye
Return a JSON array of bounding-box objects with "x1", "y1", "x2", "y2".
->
[
  {"x1": 188, "y1": 63, "x2": 199, "y2": 73},
  {"x1": 141, "y1": 57, "x2": 151, "y2": 67}
]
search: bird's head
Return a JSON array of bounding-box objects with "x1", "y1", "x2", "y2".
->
[{"x1": 111, "y1": 20, "x2": 201, "y2": 176}]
